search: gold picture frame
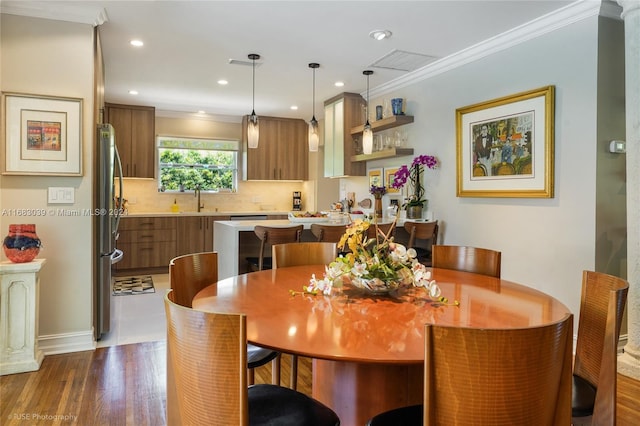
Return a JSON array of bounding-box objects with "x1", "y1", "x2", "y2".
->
[
  {"x1": 384, "y1": 167, "x2": 400, "y2": 193},
  {"x1": 368, "y1": 167, "x2": 383, "y2": 188},
  {"x1": 456, "y1": 86, "x2": 554, "y2": 198},
  {"x1": 2, "y1": 92, "x2": 83, "y2": 176}
]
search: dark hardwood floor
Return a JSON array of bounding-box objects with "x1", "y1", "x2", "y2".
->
[
  {"x1": 1, "y1": 340, "x2": 639, "y2": 425},
  {"x1": 0, "y1": 341, "x2": 310, "y2": 426}
]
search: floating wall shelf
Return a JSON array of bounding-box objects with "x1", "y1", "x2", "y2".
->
[
  {"x1": 351, "y1": 147, "x2": 414, "y2": 162},
  {"x1": 350, "y1": 115, "x2": 414, "y2": 135}
]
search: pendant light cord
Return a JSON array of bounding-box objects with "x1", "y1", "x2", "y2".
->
[{"x1": 312, "y1": 66, "x2": 316, "y2": 119}]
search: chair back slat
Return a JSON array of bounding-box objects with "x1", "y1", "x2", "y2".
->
[
  {"x1": 165, "y1": 291, "x2": 248, "y2": 425},
  {"x1": 272, "y1": 242, "x2": 338, "y2": 269},
  {"x1": 431, "y1": 245, "x2": 501, "y2": 278},
  {"x1": 424, "y1": 314, "x2": 573, "y2": 425}
]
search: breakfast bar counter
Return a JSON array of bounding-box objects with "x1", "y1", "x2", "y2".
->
[{"x1": 215, "y1": 219, "x2": 320, "y2": 279}]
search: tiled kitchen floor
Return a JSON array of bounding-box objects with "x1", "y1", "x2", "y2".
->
[{"x1": 97, "y1": 273, "x2": 170, "y2": 348}]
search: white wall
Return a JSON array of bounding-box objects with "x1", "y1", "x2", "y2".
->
[
  {"x1": 345, "y1": 16, "x2": 606, "y2": 319},
  {"x1": 1, "y1": 15, "x2": 96, "y2": 352}
]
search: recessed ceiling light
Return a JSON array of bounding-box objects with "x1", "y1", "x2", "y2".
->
[
  {"x1": 130, "y1": 39, "x2": 144, "y2": 47},
  {"x1": 334, "y1": 81, "x2": 345, "y2": 87},
  {"x1": 217, "y1": 79, "x2": 228, "y2": 85},
  {"x1": 369, "y1": 30, "x2": 392, "y2": 41},
  {"x1": 290, "y1": 105, "x2": 298, "y2": 110},
  {"x1": 128, "y1": 90, "x2": 138, "y2": 95}
]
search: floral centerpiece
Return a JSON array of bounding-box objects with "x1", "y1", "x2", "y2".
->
[
  {"x1": 300, "y1": 218, "x2": 456, "y2": 305},
  {"x1": 392, "y1": 155, "x2": 438, "y2": 218}
]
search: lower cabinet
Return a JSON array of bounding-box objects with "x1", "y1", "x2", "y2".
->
[
  {"x1": 115, "y1": 217, "x2": 177, "y2": 273},
  {"x1": 176, "y1": 215, "x2": 229, "y2": 256}
]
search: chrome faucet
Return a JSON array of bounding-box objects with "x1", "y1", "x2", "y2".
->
[{"x1": 195, "y1": 188, "x2": 204, "y2": 212}]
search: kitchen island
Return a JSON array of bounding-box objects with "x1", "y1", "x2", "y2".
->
[{"x1": 214, "y1": 219, "x2": 323, "y2": 279}]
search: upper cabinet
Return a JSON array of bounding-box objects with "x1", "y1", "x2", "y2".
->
[
  {"x1": 243, "y1": 115, "x2": 308, "y2": 180},
  {"x1": 105, "y1": 103, "x2": 156, "y2": 178},
  {"x1": 324, "y1": 93, "x2": 366, "y2": 177},
  {"x1": 350, "y1": 115, "x2": 414, "y2": 162}
]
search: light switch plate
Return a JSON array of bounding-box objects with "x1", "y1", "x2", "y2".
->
[{"x1": 48, "y1": 187, "x2": 75, "y2": 204}]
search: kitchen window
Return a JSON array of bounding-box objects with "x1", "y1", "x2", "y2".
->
[{"x1": 157, "y1": 136, "x2": 239, "y2": 192}]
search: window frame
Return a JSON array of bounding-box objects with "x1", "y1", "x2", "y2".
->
[{"x1": 156, "y1": 135, "x2": 240, "y2": 193}]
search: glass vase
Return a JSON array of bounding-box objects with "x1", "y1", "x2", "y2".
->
[
  {"x1": 374, "y1": 196, "x2": 383, "y2": 219},
  {"x1": 3, "y1": 224, "x2": 42, "y2": 263}
]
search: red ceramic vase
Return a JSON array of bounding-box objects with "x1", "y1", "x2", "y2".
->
[{"x1": 3, "y1": 224, "x2": 42, "y2": 263}]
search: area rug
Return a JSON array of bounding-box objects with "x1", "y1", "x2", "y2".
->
[{"x1": 112, "y1": 275, "x2": 155, "y2": 296}]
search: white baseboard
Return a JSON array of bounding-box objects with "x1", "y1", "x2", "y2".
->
[{"x1": 38, "y1": 330, "x2": 96, "y2": 355}]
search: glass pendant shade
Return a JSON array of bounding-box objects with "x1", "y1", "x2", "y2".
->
[
  {"x1": 362, "y1": 121, "x2": 373, "y2": 155},
  {"x1": 247, "y1": 111, "x2": 259, "y2": 149},
  {"x1": 362, "y1": 70, "x2": 374, "y2": 155},
  {"x1": 308, "y1": 116, "x2": 319, "y2": 152},
  {"x1": 247, "y1": 53, "x2": 260, "y2": 149}
]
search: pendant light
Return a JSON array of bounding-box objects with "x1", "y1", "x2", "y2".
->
[
  {"x1": 362, "y1": 70, "x2": 374, "y2": 155},
  {"x1": 247, "y1": 53, "x2": 260, "y2": 149},
  {"x1": 308, "y1": 63, "x2": 320, "y2": 152}
]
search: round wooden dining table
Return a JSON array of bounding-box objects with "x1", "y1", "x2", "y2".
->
[{"x1": 193, "y1": 265, "x2": 571, "y2": 426}]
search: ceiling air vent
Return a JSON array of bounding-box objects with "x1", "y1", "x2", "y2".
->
[{"x1": 370, "y1": 49, "x2": 437, "y2": 72}]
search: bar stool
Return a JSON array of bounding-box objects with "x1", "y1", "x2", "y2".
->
[
  {"x1": 310, "y1": 223, "x2": 347, "y2": 243},
  {"x1": 403, "y1": 220, "x2": 438, "y2": 266},
  {"x1": 246, "y1": 225, "x2": 304, "y2": 271}
]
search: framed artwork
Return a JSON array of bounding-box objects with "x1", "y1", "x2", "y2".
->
[
  {"x1": 456, "y1": 85, "x2": 554, "y2": 198},
  {"x1": 384, "y1": 167, "x2": 400, "y2": 193},
  {"x1": 368, "y1": 167, "x2": 383, "y2": 188},
  {"x1": 2, "y1": 92, "x2": 83, "y2": 176}
]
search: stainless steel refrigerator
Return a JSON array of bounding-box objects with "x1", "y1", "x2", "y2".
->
[{"x1": 95, "y1": 123, "x2": 124, "y2": 340}]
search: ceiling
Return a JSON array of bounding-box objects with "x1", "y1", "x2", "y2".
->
[{"x1": 2, "y1": 0, "x2": 585, "y2": 122}]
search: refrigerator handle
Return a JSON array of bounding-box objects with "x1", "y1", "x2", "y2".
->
[{"x1": 114, "y1": 143, "x2": 124, "y2": 238}]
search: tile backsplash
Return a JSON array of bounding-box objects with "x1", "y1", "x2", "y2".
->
[{"x1": 118, "y1": 178, "x2": 307, "y2": 214}]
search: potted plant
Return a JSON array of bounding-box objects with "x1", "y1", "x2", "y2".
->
[{"x1": 392, "y1": 154, "x2": 438, "y2": 219}]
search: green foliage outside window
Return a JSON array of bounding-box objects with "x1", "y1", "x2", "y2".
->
[{"x1": 157, "y1": 137, "x2": 239, "y2": 192}]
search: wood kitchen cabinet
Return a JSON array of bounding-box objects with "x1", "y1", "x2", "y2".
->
[
  {"x1": 243, "y1": 115, "x2": 308, "y2": 180},
  {"x1": 105, "y1": 103, "x2": 156, "y2": 178},
  {"x1": 176, "y1": 215, "x2": 230, "y2": 256},
  {"x1": 324, "y1": 92, "x2": 366, "y2": 177},
  {"x1": 114, "y1": 216, "x2": 176, "y2": 273}
]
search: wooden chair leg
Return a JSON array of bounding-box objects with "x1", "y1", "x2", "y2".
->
[
  {"x1": 248, "y1": 367, "x2": 255, "y2": 385},
  {"x1": 271, "y1": 354, "x2": 281, "y2": 385},
  {"x1": 290, "y1": 354, "x2": 298, "y2": 390}
]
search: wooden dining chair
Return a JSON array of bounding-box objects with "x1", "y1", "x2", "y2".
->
[
  {"x1": 169, "y1": 252, "x2": 281, "y2": 386},
  {"x1": 431, "y1": 245, "x2": 502, "y2": 278},
  {"x1": 403, "y1": 220, "x2": 438, "y2": 266},
  {"x1": 366, "y1": 313, "x2": 574, "y2": 426},
  {"x1": 272, "y1": 241, "x2": 338, "y2": 391},
  {"x1": 247, "y1": 225, "x2": 304, "y2": 271},
  {"x1": 572, "y1": 270, "x2": 629, "y2": 425},
  {"x1": 272, "y1": 242, "x2": 338, "y2": 269},
  {"x1": 164, "y1": 290, "x2": 341, "y2": 426}
]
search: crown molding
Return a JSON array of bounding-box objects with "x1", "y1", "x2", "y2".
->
[
  {"x1": 370, "y1": 0, "x2": 619, "y2": 99},
  {"x1": 156, "y1": 109, "x2": 242, "y2": 124},
  {"x1": 0, "y1": 1, "x2": 108, "y2": 26}
]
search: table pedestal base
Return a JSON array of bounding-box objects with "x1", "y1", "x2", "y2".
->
[{"x1": 312, "y1": 359, "x2": 423, "y2": 426}]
